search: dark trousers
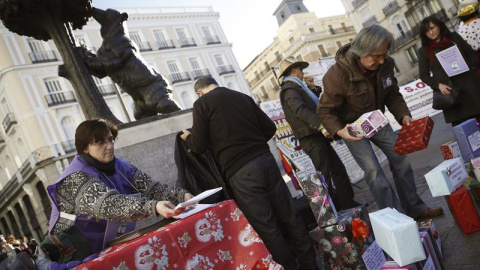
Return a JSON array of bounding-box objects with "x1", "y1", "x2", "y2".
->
[
  {"x1": 228, "y1": 152, "x2": 319, "y2": 270},
  {"x1": 299, "y1": 134, "x2": 356, "y2": 210}
]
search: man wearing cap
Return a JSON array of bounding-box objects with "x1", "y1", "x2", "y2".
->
[
  {"x1": 181, "y1": 76, "x2": 319, "y2": 270},
  {"x1": 317, "y1": 25, "x2": 443, "y2": 219},
  {"x1": 279, "y1": 57, "x2": 358, "y2": 211}
]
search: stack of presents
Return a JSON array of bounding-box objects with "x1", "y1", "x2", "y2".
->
[{"x1": 296, "y1": 110, "x2": 480, "y2": 269}]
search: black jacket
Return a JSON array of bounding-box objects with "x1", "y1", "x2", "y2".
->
[{"x1": 174, "y1": 133, "x2": 230, "y2": 203}]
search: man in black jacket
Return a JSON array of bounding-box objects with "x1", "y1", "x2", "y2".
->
[
  {"x1": 181, "y1": 76, "x2": 318, "y2": 270},
  {"x1": 279, "y1": 57, "x2": 358, "y2": 210}
]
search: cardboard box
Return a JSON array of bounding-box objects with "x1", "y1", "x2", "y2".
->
[
  {"x1": 453, "y1": 118, "x2": 480, "y2": 160},
  {"x1": 394, "y1": 116, "x2": 434, "y2": 156},
  {"x1": 445, "y1": 186, "x2": 480, "y2": 234},
  {"x1": 440, "y1": 140, "x2": 462, "y2": 160},
  {"x1": 369, "y1": 208, "x2": 425, "y2": 266},
  {"x1": 300, "y1": 172, "x2": 338, "y2": 228},
  {"x1": 424, "y1": 158, "x2": 468, "y2": 197},
  {"x1": 350, "y1": 110, "x2": 389, "y2": 138}
]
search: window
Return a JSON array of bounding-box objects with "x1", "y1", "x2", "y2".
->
[
  {"x1": 336, "y1": 41, "x2": 342, "y2": 49},
  {"x1": 189, "y1": 58, "x2": 201, "y2": 70},
  {"x1": 309, "y1": 28, "x2": 314, "y2": 33},
  {"x1": 44, "y1": 78, "x2": 75, "y2": 106},
  {"x1": 27, "y1": 38, "x2": 48, "y2": 53},
  {"x1": 289, "y1": 37, "x2": 294, "y2": 44},
  {"x1": 296, "y1": 55, "x2": 303, "y2": 61},
  {"x1": 318, "y1": 44, "x2": 328, "y2": 57},
  {"x1": 167, "y1": 61, "x2": 180, "y2": 73},
  {"x1": 406, "y1": 45, "x2": 419, "y2": 64},
  {"x1": 27, "y1": 38, "x2": 56, "y2": 63},
  {"x1": 214, "y1": 55, "x2": 225, "y2": 66},
  {"x1": 129, "y1": 32, "x2": 142, "y2": 45},
  {"x1": 154, "y1": 30, "x2": 166, "y2": 43},
  {"x1": 359, "y1": 7, "x2": 372, "y2": 21}
]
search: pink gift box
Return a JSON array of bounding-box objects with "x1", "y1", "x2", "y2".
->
[{"x1": 351, "y1": 110, "x2": 389, "y2": 138}]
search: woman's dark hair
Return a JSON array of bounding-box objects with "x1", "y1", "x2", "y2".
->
[
  {"x1": 75, "y1": 119, "x2": 118, "y2": 154},
  {"x1": 419, "y1": 16, "x2": 451, "y2": 46}
]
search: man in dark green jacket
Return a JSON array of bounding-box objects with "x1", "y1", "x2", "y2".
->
[{"x1": 279, "y1": 57, "x2": 358, "y2": 211}]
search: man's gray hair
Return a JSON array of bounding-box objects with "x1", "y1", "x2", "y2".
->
[
  {"x1": 194, "y1": 76, "x2": 218, "y2": 92},
  {"x1": 349, "y1": 25, "x2": 394, "y2": 57}
]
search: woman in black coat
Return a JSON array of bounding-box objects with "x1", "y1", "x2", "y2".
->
[{"x1": 418, "y1": 16, "x2": 480, "y2": 125}]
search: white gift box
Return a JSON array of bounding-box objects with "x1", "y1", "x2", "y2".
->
[
  {"x1": 424, "y1": 157, "x2": 468, "y2": 197},
  {"x1": 350, "y1": 109, "x2": 389, "y2": 138},
  {"x1": 369, "y1": 208, "x2": 426, "y2": 266}
]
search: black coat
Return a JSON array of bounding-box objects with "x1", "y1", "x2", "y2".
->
[
  {"x1": 174, "y1": 132, "x2": 230, "y2": 203},
  {"x1": 418, "y1": 32, "x2": 480, "y2": 123}
]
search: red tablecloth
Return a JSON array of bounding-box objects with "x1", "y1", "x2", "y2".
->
[{"x1": 72, "y1": 200, "x2": 281, "y2": 269}]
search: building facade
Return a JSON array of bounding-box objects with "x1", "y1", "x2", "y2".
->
[
  {"x1": 340, "y1": 0, "x2": 461, "y2": 84},
  {"x1": 243, "y1": 0, "x2": 356, "y2": 102},
  {"x1": 0, "y1": 6, "x2": 250, "y2": 241}
]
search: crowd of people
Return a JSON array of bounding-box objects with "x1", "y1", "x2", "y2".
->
[{"x1": 2, "y1": 2, "x2": 480, "y2": 270}]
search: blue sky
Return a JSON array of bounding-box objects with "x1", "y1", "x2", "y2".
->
[{"x1": 94, "y1": 0, "x2": 346, "y2": 69}]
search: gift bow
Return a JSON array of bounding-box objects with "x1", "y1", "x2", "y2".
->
[{"x1": 352, "y1": 218, "x2": 370, "y2": 242}]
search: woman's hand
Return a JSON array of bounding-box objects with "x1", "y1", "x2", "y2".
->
[
  {"x1": 155, "y1": 201, "x2": 179, "y2": 218},
  {"x1": 184, "y1": 193, "x2": 194, "y2": 202},
  {"x1": 438, "y1": 83, "x2": 451, "y2": 95}
]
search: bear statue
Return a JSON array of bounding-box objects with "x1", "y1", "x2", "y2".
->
[{"x1": 80, "y1": 7, "x2": 181, "y2": 120}]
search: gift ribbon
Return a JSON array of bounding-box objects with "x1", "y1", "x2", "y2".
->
[{"x1": 352, "y1": 218, "x2": 370, "y2": 254}]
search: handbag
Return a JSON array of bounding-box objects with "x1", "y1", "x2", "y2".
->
[
  {"x1": 40, "y1": 226, "x2": 92, "y2": 264},
  {"x1": 432, "y1": 87, "x2": 460, "y2": 110}
]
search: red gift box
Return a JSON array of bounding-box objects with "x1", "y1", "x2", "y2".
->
[
  {"x1": 394, "y1": 116, "x2": 434, "y2": 156},
  {"x1": 440, "y1": 140, "x2": 462, "y2": 160},
  {"x1": 445, "y1": 186, "x2": 480, "y2": 234}
]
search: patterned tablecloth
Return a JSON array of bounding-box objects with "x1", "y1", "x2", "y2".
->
[{"x1": 72, "y1": 200, "x2": 281, "y2": 270}]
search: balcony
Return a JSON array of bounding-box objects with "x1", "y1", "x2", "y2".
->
[
  {"x1": 29, "y1": 50, "x2": 58, "y2": 63},
  {"x1": 383, "y1": 1, "x2": 399, "y2": 17},
  {"x1": 352, "y1": 0, "x2": 367, "y2": 9},
  {"x1": 217, "y1": 65, "x2": 235, "y2": 75},
  {"x1": 205, "y1": 36, "x2": 221, "y2": 45},
  {"x1": 362, "y1": 16, "x2": 378, "y2": 28},
  {"x1": 157, "y1": 40, "x2": 176, "y2": 50},
  {"x1": 98, "y1": 84, "x2": 116, "y2": 96},
  {"x1": 136, "y1": 41, "x2": 152, "y2": 52},
  {"x1": 329, "y1": 26, "x2": 355, "y2": 35},
  {"x1": 192, "y1": 69, "x2": 212, "y2": 80},
  {"x1": 2, "y1": 113, "x2": 17, "y2": 134},
  {"x1": 45, "y1": 91, "x2": 77, "y2": 107},
  {"x1": 61, "y1": 139, "x2": 76, "y2": 154},
  {"x1": 179, "y1": 38, "x2": 197, "y2": 48},
  {"x1": 170, "y1": 72, "x2": 192, "y2": 84}
]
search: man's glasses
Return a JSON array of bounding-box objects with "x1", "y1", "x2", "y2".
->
[
  {"x1": 369, "y1": 50, "x2": 390, "y2": 61},
  {"x1": 92, "y1": 135, "x2": 117, "y2": 147}
]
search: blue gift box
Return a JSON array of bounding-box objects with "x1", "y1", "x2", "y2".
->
[{"x1": 453, "y1": 118, "x2": 480, "y2": 160}]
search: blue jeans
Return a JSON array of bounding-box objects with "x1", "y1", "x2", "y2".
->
[
  {"x1": 344, "y1": 124, "x2": 428, "y2": 217},
  {"x1": 228, "y1": 152, "x2": 318, "y2": 270}
]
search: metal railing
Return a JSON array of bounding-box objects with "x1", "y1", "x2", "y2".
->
[
  {"x1": 170, "y1": 72, "x2": 192, "y2": 84},
  {"x1": 98, "y1": 84, "x2": 116, "y2": 96},
  {"x1": 157, "y1": 40, "x2": 176, "y2": 50},
  {"x1": 29, "y1": 51, "x2": 58, "y2": 63},
  {"x1": 382, "y1": 1, "x2": 399, "y2": 17},
  {"x1": 329, "y1": 26, "x2": 355, "y2": 35},
  {"x1": 192, "y1": 69, "x2": 212, "y2": 80},
  {"x1": 205, "y1": 36, "x2": 221, "y2": 45},
  {"x1": 44, "y1": 91, "x2": 77, "y2": 107},
  {"x1": 2, "y1": 113, "x2": 17, "y2": 134},
  {"x1": 179, "y1": 38, "x2": 197, "y2": 47},
  {"x1": 352, "y1": 0, "x2": 367, "y2": 8},
  {"x1": 61, "y1": 140, "x2": 76, "y2": 154},
  {"x1": 217, "y1": 65, "x2": 235, "y2": 75},
  {"x1": 394, "y1": 30, "x2": 415, "y2": 49},
  {"x1": 136, "y1": 41, "x2": 152, "y2": 52}
]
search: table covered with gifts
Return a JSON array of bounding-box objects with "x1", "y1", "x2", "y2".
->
[{"x1": 72, "y1": 200, "x2": 280, "y2": 270}]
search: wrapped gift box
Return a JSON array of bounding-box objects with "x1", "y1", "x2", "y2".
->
[
  {"x1": 472, "y1": 157, "x2": 480, "y2": 180},
  {"x1": 310, "y1": 206, "x2": 374, "y2": 270},
  {"x1": 440, "y1": 140, "x2": 462, "y2": 160},
  {"x1": 424, "y1": 158, "x2": 468, "y2": 197},
  {"x1": 445, "y1": 186, "x2": 480, "y2": 234},
  {"x1": 350, "y1": 109, "x2": 389, "y2": 138},
  {"x1": 369, "y1": 208, "x2": 425, "y2": 266},
  {"x1": 467, "y1": 182, "x2": 480, "y2": 206},
  {"x1": 453, "y1": 118, "x2": 480, "y2": 160},
  {"x1": 417, "y1": 219, "x2": 441, "y2": 257},
  {"x1": 394, "y1": 116, "x2": 434, "y2": 156},
  {"x1": 381, "y1": 261, "x2": 418, "y2": 269},
  {"x1": 300, "y1": 172, "x2": 338, "y2": 228},
  {"x1": 418, "y1": 228, "x2": 445, "y2": 270}
]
